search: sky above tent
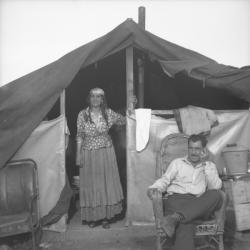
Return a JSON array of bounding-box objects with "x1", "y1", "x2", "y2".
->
[{"x1": 0, "y1": 0, "x2": 250, "y2": 86}]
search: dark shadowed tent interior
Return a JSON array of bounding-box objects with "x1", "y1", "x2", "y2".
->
[{"x1": 0, "y1": 19, "x2": 250, "y2": 226}]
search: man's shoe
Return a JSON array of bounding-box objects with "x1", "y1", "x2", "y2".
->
[
  {"x1": 102, "y1": 219, "x2": 111, "y2": 229},
  {"x1": 88, "y1": 221, "x2": 98, "y2": 228},
  {"x1": 161, "y1": 212, "x2": 183, "y2": 238},
  {"x1": 81, "y1": 220, "x2": 87, "y2": 225}
]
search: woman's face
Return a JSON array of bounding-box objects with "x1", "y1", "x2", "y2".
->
[{"x1": 90, "y1": 93, "x2": 103, "y2": 108}]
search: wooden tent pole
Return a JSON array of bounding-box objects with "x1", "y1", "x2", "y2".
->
[
  {"x1": 137, "y1": 58, "x2": 144, "y2": 108},
  {"x1": 126, "y1": 47, "x2": 134, "y2": 110},
  {"x1": 60, "y1": 90, "x2": 66, "y2": 184},
  {"x1": 126, "y1": 46, "x2": 134, "y2": 226},
  {"x1": 138, "y1": 6, "x2": 145, "y2": 108},
  {"x1": 138, "y1": 6, "x2": 145, "y2": 29},
  {"x1": 60, "y1": 90, "x2": 65, "y2": 115}
]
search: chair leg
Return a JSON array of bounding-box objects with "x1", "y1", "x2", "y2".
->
[
  {"x1": 156, "y1": 234, "x2": 162, "y2": 250},
  {"x1": 218, "y1": 235, "x2": 224, "y2": 250},
  {"x1": 31, "y1": 227, "x2": 37, "y2": 250}
]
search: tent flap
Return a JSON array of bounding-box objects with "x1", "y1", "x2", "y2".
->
[{"x1": 160, "y1": 60, "x2": 250, "y2": 102}]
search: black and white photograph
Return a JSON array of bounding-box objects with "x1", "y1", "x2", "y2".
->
[{"x1": 0, "y1": 1, "x2": 250, "y2": 250}]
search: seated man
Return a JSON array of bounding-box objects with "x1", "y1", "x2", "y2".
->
[{"x1": 147, "y1": 134, "x2": 222, "y2": 250}]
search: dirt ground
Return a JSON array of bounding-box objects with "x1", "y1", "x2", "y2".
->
[
  {"x1": 2, "y1": 205, "x2": 250, "y2": 250},
  {"x1": 2, "y1": 223, "x2": 250, "y2": 250},
  {"x1": 39, "y1": 229, "x2": 250, "y2": 250}
]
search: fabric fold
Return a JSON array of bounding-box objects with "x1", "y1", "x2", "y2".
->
[
  {"x1": 135, "y1": 109, "x2": 152, "y2": 151},
  {"x1": 177, "y1": 105, "x2": 218, "y2": 135}
]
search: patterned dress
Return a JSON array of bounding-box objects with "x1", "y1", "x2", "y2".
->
[{"x1": 77, "y1": 107, "x2": 126, "y2": 222}]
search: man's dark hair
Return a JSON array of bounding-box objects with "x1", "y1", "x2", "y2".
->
[{"x1": 188, "y1": 134, "x2": 207, "y2": 148}]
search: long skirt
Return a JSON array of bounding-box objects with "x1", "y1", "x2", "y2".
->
[{"x1": 80, "y1": 146, "x2": 124, "y2": 222}]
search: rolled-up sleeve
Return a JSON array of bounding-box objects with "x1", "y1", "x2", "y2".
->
[
  {"x1": 205, "y1": 162, "x2": 222, "y2": 190},
  {"x1": 77, "y1": 111, "x2": 84, "y2": 138},
  {"x1": 149, "y1": 160, "x2": 178, "y2": 192},
  {"x1": 109, "y1": 109, "x2": 126, "y2": 126}
]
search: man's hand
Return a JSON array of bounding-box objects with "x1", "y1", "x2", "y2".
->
[{"x1": 147, "y1": 188, "x2": 162, "y2": 200}]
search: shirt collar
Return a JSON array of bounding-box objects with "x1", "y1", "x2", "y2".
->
[{"x1": 182, "y1": 156, "x2": 206, "y2": 168}]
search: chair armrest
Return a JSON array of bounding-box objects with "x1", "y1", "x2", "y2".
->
[{"x1": 214, "y1": 189, "x2": 228, "y2": 232}]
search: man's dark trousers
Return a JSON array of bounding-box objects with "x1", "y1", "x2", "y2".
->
[{"x1": 163, "y1": 189, "x2": 222, "y2": 250}]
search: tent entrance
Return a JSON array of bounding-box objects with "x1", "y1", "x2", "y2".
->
[{"x1": 47, "y1": 50, "x2": 128, "y2": 221}]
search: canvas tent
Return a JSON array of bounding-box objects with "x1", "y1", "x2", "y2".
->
[{"x1": 1, "y1": 19, "x2": 250, "y2": 225}]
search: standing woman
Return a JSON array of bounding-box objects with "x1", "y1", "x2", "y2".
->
[{"x1": 76, "y1": 88, "x2": 125, "y2": 229}]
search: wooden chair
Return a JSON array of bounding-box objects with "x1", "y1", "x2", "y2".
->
[
  {"x1": 0, "y1": 159, "x2": 40, "y2": 250},
  {"x1": 151, "y1": 133, "x2": 228, "y2": 250}
]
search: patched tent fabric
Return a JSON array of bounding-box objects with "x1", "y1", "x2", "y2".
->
[
  {"x1": 0, "y1": 19, "x2": 250, "y2": 169},
  {"x1": 160, "y1": 60, "x2": 250, "y2": 101}
]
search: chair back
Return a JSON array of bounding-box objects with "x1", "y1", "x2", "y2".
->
[
  {"x1": 0, "y1": 159, "x2": 38, "y2": 220},
  {"x1": 156, "y1": 133, "x2": 189, "y2": 179}
]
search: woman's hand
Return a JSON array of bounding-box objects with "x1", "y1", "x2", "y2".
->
[
  {"x1": 131, "y1": 95, "x2": 137, "y2": 106},
  {"x1": 127, "y1": 95, "x2": 137, "y2": 113},
  {"x1": 127, "y1": 108, "x2": 135, "y2": 116},
  {"x1": 126, "y1": 95, "x2": 138, "y2": 116}
]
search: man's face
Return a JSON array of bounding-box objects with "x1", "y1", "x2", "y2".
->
[{"x1": 188, "y1": 140, "x2": 204, "y2": 165}]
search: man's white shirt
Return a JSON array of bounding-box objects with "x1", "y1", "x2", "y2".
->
[{"x1": 149, "y1": 157, "x2": 222, "y2": 197}]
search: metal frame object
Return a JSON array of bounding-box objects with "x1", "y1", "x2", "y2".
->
[{"x1": 0, "y1": 159, "x2": 40, "y2": 250}]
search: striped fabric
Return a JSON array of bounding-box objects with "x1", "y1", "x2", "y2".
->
[{"x1": 80, "y1": 146, "x2": 123, "y2": 221}]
